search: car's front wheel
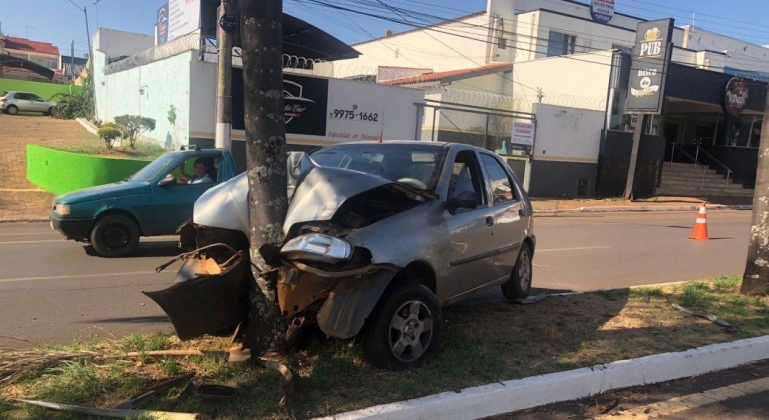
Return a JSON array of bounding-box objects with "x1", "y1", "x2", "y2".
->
[
  {"x1": 361, "y1": 283, "x2": 442, "y2": 370},
  {"x1": 90, "y1": 214, "x2": 140, "y2": 257},
  {"x1": 44, "y1": 107, "x2": 54, "y2": 116},
  {"x1": 6, "y1": 105, "x2": 18, "y2": 115},
  {"x1": 501, "y1": 243, "x2": 533, "y2": 300}
]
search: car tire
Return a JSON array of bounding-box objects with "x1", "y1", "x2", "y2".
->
[
  {"x1": 501, "y1": 243, "x2": 533, "y2": 301},
  {"x1": 361, "y1": 283, "x2": 442, "y2": 370},
  {"x1": 90, "y1": 214, "x2": 140, "y2": 257},
  {"x1": 6, "y1": 105, "x2": 18, "y2": 115},
  {"x1": 44, "y1": 107, "x2": 54, "y2": 116}
]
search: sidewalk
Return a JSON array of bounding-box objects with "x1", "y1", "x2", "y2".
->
[{"x1": 532, "y1": 195, "x2": 753, "y2": 214}]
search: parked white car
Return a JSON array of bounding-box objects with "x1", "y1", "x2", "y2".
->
[{"x1": 1, "y1": 91, "x2": 57, "y2": 116}]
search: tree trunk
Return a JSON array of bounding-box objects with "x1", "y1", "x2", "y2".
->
[
  {"x1": 742, "y1": 89, "x2": 769, "y2": 295},
  {"x1": 240, "y1": 0, "x2": 290, "y2": 353}
]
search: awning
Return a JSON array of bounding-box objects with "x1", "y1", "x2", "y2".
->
[{"x1": 0, "y1": 55, "x2": 55, "y2": 79}]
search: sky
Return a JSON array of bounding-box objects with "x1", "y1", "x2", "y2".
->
[{"x1": 1, "y1": 0, "x2": 768, "y2": 57}]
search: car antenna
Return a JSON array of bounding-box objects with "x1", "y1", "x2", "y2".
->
[{"x1": 376, "y1": 106, "x2": 385, "y2": 143}]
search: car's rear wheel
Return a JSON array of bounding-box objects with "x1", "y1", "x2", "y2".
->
[
  {"x1": 501, "y1": 243, "x2": 533, "y2": 300},
  {"x1": 361, "y1": 283, "x2": 442, "y2": 370},
  {"x1": 90, "y1": 214, "x2": 140, "y2": 257},
  {"x1": 6, "y1": 105, "x2": 18, "y2": 115}
]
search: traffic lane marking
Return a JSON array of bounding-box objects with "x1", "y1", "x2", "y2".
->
[
  {"x1": 0, "y1": 271, "x2": 160, "y2": 284},
  {"x1": 538, "y1": 246, "x2": 611, "y2": 252},
  {"x1": 0, "y1": 236, "x2": 178, "y2": 244},
  {"x1": 594, "y1": 376, "x2": 769, "y2": 419}
]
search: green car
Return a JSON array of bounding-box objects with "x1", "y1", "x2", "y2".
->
[{"x1": 50, "y1": 148, "x2": 237, "y2": 257}]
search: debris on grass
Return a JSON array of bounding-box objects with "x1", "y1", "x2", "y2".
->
[
  {"x1": 17, "y1": 399, "x2": 201, "y2": 419},
  {"x1": 672, "y1": 303, "x2": 737, "y2": 333}
]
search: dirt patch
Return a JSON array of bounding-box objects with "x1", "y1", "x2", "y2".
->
[{"x1": 2, "y1": 277, "x2": 767, "y2": 419}]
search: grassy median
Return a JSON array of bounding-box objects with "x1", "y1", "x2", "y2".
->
[{"x1": 2, "y1": 276, "x2": 768, "y2": 419}]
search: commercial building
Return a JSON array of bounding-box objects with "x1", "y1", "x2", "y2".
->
[{"x1": 339, "y1": 0, "x2": 768, "y2": 197}]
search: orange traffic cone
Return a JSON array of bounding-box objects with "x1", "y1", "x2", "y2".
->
[{"x1": 690, "y1": 202, "x2": 709, "y2": 241}]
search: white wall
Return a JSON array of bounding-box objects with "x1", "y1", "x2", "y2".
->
[
  {"x1": 94, "y1": 49, "x2": 192, "y2": 149},
  {"x1": 512, "y1": 49, "x2": 613, "y2": 112},
  {"x1": 532, "y1": 103, "x2": 604, "y2": 163},
  {"x1": 94, "y1": 28, "x2": 154, "y2": 58}
]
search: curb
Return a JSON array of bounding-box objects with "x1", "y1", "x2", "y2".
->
[
  {"x1": 75, "y1": 117, "x2": 99, "y2": 136},
  {"x1": 535, "y1": 204, "x2": 752, "y2": 214},
  {"x1": 318, "y1": 336, "x2": 769, "y2": 420},
  {"x1": 0, "y1": 218, "x2": 49, "y2": 224}
]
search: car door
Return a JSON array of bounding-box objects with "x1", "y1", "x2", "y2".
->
[
  {"x1": 27, "y1": 93, "x2": 45, "y2": 111},
  {"x1": 14, "y1": 93, "x2": 33, "y2": 111},
  {"x1": 442, "y1": 149, "x2": 498, "y2": 300},
  {"x1": 479, "y1": 153, "x2": 528, "y2": 283},
  {"x1": 151, "y1": 153, "x2": 221, "y2": 234}
]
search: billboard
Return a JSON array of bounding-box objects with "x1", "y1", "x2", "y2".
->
[
  {"x1": 167, "y1": 0, "x2": 201, "y2": 41},
  {"x1": 155, "y1": 3, "x2": 169, "y2": 45},
  {"x1": 625, "y1": 19, "x2": 674, "y2": 114}
]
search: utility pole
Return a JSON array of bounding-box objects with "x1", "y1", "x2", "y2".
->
[
  {"x1": 623, "y1": 114, "x2": 646, "y2": 200},
  {"x1": 741, "y1": 88, "x2": 769, "y2": 295},
  {"x1": 240, "y1": 0, "x2": 289, "y2": 355},
  {"x1": 71, "y1": 40, "x2": 75, "y2": 81},
  {"x1": 215, "y1": 0, "x2": 233, "y2": 150}
]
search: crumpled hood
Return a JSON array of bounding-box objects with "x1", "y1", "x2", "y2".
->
[
  {"x1": 56, "y1": 181, "x2": 148, "y2": 204},
  {"x1": 193, "y1": 164, "x2": 429, "y2": 236}
]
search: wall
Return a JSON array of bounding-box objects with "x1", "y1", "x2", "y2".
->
[
  {"x1": 333, "y1": 12, "x2": 492, "y2": 75},
  {"x1": 94, "y1": 28, "x2": 154, "y2": 59},
  {"x1": 0, "y1": 79, "x2": 81, "y2": 100},
  {"x1": 512, "y1": 49, "x2": 613, "y2": 111},
  {"x1": 683, "y1": 26, "x2": 769, "y2": 73},
  {"x1": 93, "y1": 49, "x2": 193, "y2": 149},
  {"x1": 597, "y1": 131, "x2": 667, "y2": 197},
  {"x1": 27, "y1": 145, "x2": 151, "y2": 195}
]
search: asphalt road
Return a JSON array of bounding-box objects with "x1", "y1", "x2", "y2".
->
[{"x1": 0, "y1": 210, "x2": 751, "y2": 347}]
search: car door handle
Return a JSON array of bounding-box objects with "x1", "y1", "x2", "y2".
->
[{"x1": 486, "y1": 216, "x2": 494, "y2": 226}]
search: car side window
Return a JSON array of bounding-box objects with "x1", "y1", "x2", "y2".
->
[
  {"x1": 480, "y1": 154, "x2": 518, "y2": 205},
  {"x1": 449, "y1": 151, "x2": 487, "y2": 209},
  {"x1": 14, "y1": 93, "x2": 27, "y2": 100},
  {"x1": 29, "y1": 94, "x2": 41, "y2": 101}
]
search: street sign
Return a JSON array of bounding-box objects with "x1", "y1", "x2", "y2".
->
[
  {"x1": 625, "y1": 19, "x2": 675, "y2": 114},
  {"x1": 511, "y1": 121, "x2": 535, "y2": 147},
  {"x1": 590, "y1": 0, "x2": 615, "y2": 24}
]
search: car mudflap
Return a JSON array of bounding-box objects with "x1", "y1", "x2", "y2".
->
[
  {"x1": 316, "y1": 270, "x2": 396, "y2": 340},
  {"x1": 143, "y1": 252, "x2": 250, "y2": 341}
]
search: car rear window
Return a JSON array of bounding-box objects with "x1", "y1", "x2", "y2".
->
[{"x1": 1, "y1": 91, "x2": 8, "y2": 98}]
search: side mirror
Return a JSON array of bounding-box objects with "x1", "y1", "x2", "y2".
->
[
  {"x1": 448, "y1": 190, "x2": 479, "y2": 212},
  {"x1": 158, "y1": 175, "x2": 176, "y2": 187},
  {"x1": 38, "y1": 98, "x2": 45, "y2": 102}
]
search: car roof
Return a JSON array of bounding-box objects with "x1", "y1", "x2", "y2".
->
[{"x1": 322, "y1": 140, "x2": 454, "y2": 148}]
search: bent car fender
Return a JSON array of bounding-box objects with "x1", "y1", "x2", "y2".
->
[{"x1": 316, "y1": 270, "x2": 396, "y2": 340}]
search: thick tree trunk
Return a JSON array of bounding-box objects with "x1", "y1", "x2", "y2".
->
[
  {"x1": 741, "y1": 89, "x2": 769, "y2": 296},
  {"x1": 240, "y1": 0, "x2": 290, "y2": 353}
]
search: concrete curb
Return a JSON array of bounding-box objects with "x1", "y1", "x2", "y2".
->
[
  {"x1": 318, "y1": 336, "x2": 769, "y2": 420},
  {"x1": 0, "y1": 218, "x2": 49, "y2": 224},
  {"x1": 75, "y1": 118, "x2": 99, "y2": 136},
  {"x1": 535, "y1": 204, "x2": 752, "y2": 214}
]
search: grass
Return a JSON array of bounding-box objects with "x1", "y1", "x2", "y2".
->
[
  {"x1": 2, "y1": 277, "x2": 768, "y2": 420},
  {"x1": 54, "y1": 139, "x2": 166, "y2": 160}
]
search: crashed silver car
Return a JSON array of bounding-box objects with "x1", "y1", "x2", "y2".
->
[{"x1": 146, "y1": 141, "x2": 535, "y2": 370}]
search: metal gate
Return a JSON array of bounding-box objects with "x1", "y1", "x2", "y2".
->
[{"x1": 415, "y1": 99, "x2": 536, "y2": 188}]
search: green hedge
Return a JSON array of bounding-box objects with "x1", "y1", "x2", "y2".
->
[
  {"x1": 27, "y1": 145, "x2": 152, "y2": 195},
  {"x1": 0, "y1": 79, "x2": 82, "y2": 101}
]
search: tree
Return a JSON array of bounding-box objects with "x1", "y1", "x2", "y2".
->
[
  {"x1": 114, "y1": 115, "x2": 156, "y2": 149},
  {"x1": 741, "y1": 89, "x2": 769, "y2": 296},
  {"x1": 97, "y1": 125, "x2": 121, "y2": 149},
  {"x1": 240, "y1": 0, "x2": 290, "y2": 354}
]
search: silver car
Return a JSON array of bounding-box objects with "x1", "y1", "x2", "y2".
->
[
  {"x1": 147, "y1": 141, "x2": 535, "y2": 370},
  {"x1": 1, "y1": 91, "x2": 57, "y2": 115}
]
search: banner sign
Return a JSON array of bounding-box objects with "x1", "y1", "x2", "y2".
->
[
  {"x1": 590, "y1": 0, "x2": 615, "y2": 24},
  {"x1": 511, "y1": 121, "x2": 535, "y2": 146},
  {"x1": 167, "y1": 0, "x2": 201, "y2": 41},
  {"x1": 724, "y1": 77, "x2": 749, "y2": 116},
  {"x1": 155, "y1": 3, "x2": 169, "y2": 45},
  {"x1": 724, "y1": 67, "x2": 769, "y2": 83},
  {"x1": 625, "y1": 19, "x2": 674, "y2": 114}
]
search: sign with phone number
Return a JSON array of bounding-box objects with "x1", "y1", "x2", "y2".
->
[{"x1": 330, "y1": 109, "x2": 380, "y2": 122}]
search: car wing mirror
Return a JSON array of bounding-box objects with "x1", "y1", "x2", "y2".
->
[
  {"x1": 448, "y1": 190, "x2": 478, "y2": 211},
  {"x1": 38, "y1": 98, "x2": 45, "y2": 102},
  {"x1": 158, "y1": 175, "x2": 176, "y2": 187}
]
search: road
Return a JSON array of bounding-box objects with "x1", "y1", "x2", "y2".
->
[{"x1": 0, "y1": 210, "x2": 751, "y2": 347}]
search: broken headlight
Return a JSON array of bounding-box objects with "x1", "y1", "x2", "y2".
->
[{"x1": 281, "y1": 233, "x2": 352, "y2": 263}]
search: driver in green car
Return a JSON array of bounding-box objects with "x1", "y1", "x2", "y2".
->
[{"x1": 177, "y1": 158, "x2": 214, "y2": 184}]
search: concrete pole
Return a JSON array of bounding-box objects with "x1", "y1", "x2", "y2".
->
[
  {"x1": 71, "y1": 40, "x2": 75, "y2": 81},
  {"x1": 215, "y1": 0, "x2": 233, "y2": 150}
]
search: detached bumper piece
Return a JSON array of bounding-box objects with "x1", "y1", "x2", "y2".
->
[{"x1": 144, "y1": 249, "x2": 250, "y2": 341}]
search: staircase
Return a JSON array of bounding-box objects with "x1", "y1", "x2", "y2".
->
[{"x1": 656, "y1": 162, "x2": 755, "y2": 197}]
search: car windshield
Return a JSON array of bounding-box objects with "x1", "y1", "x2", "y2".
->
[
  {"x1": 310, "y1": 143, "x2": 446, "y2": 191},
  {"x1": 127, "y1": 153, "x2": 179, "y2": 183}
]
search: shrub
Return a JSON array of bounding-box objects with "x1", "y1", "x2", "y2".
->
[
  {"x1": 52, "y1": 68, "x2": 94, "y2": 119},
  {"x1": 97, "y1": 126, "x2": 122, "y2": 150},
  {"x1": 114, "y1": 115, "x2": 156, "y2": 149}
]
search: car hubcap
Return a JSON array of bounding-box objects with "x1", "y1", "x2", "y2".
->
[
  {"x1": 103, "y1": 225, "x2": 129, "y2": 249},
  {"x1": 519, "y1": 251, "x2": 531, "y2": 290},
  {"x1": 389, "y1": 300, "x2": 433, "y2": 362}
]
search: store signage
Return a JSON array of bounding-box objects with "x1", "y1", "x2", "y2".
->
[
  {"x1": 590, "y1": 0, "x2": 615, "y2": 24},
  {"x1": 625, "y1": 19, "x2": 674, "y2": 114},
  {"x1": 167, "y1": 0, "x2": 201, "y2": 41},
  {"x1": 724, "y1": 77, "x2": 749, "y2": 116},
  {"x1": 155, "y1": 3, "x2": 169, "y2": 45},
  {"x1": 511, "y1": 121, "x2": 535, "y2": 146}
]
